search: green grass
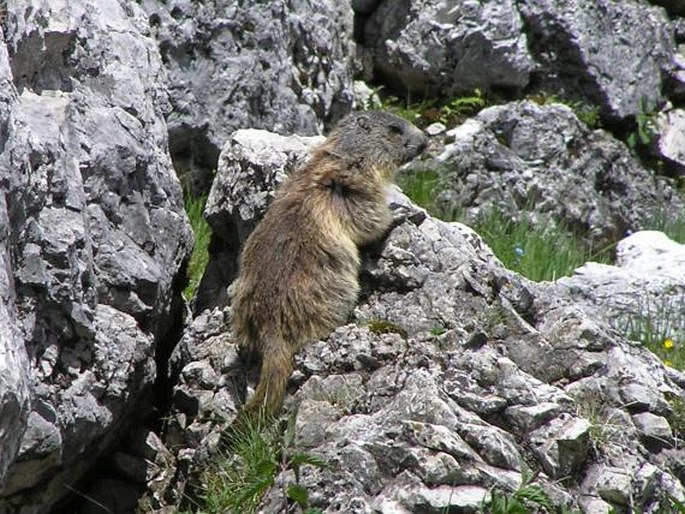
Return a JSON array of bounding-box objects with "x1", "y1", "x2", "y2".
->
[
  {"x1": 200, "y1": 416, "x2": 326, "y2": 514},
  {"x1": 183, "y1": 193, "x2": 211, "y2": 300},
  {"x1": 574, "y1": 397, "x2": 624, "y2": 455},
  {"x1": 670, "y1": 497, "x2": 685, "y2": 514},
  {"x1": 527, "y1": 92, "x2": 601, "y2": 129},
  {"x1": 398, "y1": 169, "x2": 442, "y2": 210},
  {"x1": 396, "y1": 168, "x2": 464, "y2": 221},
  {"x1": 201, "y1": 419, "x2": 281, "y2": 513},
  {"x1": 626, "y1": 98, "x2": 658, "y2": 151},
  {"x1": 645, "y1": 205, "x2": 685, "y2": 244},
  {"x1": 666, "y1": 393, "x2": 685, "y2": 439},
  {"x1": 430, "y1": 326, "x2": 447, "y2": 336},
  {"x1": 398, "y1": 170, "x2": 612, "y2": 282},
  {"x1": 480, "y1": 468, "x2": 561, "y2": 514},
  {"x1": 614, "y1": 294, "x2": 685, "y2": 371},
  {"x1": 367, "y1": 318, "x2": 408, "y2": 339},
  {"x1": 377, "y1": 88, "x2": 491, "y2": 129},
  {"x1": 473, "y1": 210, "x2": 612, "y2": 282},
  {"x1": 437, "y1": 89, "x2": 487, "y2": 127}
]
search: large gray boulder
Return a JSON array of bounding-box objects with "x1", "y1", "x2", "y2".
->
[
  {"x1": 362, "y1": 0, "x2": 534, "y2": 96},
  {"x1": 359, "y1": 0, "x2": 675, "y2": 123},
  {"x1": 420, "y1": 100, "x2": 685, "y2": 249},
  {"x1": 0, "y1": 0, "x2": 192, "y2": 511},
  {"x1": 153, "y1": 128, "x2": 685, "y2": 513},
  {"x1": 0, "y1": 290, "x2": 29, "y2": 486},
  {"x1": 0, "y1": 26, "x2": 31, "y2": 486},
  {"x1": 518, "y1": 0, "x2": 674, "y2": 121},
  {"x1": 139, "y1": 0, "x2": 356, "y2": 192}
]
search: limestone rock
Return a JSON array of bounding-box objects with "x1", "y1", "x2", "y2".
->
[
  {"x1": 159, "y1": 127, "x2": 685, "y2": 512},
  {"x1": 0, "y1": 0, "x2": 192, "y2": 510},
  {"x1": 417, "y1": 100, "x2": 685, "y2": 249},
  {"x1": 362, "y1": 0, "x2": 533, "y2": 97},
  {"x1": 666, "y1": 52, "x2": 685, "y2": 102},
  {"x1": 583, "y1": 465, "x2": 633, "y2": 507},
  {"x1": 529, "y1": 415, "x2": 591, "y2": 479},
  {"x1": 519, "y1": 0, "x2": 674, "y2": 121},
  {"x1": 655, "y1": 108, "x2": 685, "y2": 176},
  {"x1": 632, "y1": 412, "x2": 673, "y2": 446},
  {"x1": 0, "y1": 156, "x2": 31, "y2": 483},
  {"x1": 160, "y1": 125, "x2": 685, "y2": 512},
  {"x1": 139, "y1": 0, "x2": 356, "y2": 192},
  {"x1": 556, "y1": 231, "x2": 685, "y2": 348}
]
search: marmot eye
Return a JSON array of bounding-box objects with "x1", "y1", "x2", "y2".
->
[{"x1": 388, "y1": 124, "x2": 404, "y2": 135}]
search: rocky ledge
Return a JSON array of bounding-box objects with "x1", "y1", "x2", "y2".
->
[{"x1": 1, "y1": 0, "x2": 685, "y2": 513}]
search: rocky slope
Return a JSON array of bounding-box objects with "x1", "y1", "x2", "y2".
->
[
  {"x1": 1, "y1": 0, "x2": 685, "y2": 513},
  {"x1": 157, "y1": 131, "x2": 685, "y2": 513}
]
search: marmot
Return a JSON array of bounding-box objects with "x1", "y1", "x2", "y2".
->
[{"x1": 232, "y1": 111, "x2": 428, "y2": 420}]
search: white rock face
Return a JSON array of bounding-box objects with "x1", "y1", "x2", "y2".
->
[
  {"x1": 656, "y1": 108, "x2": 685, "y2": 175},
  {"x1": 616, "y1": 230, "x2": 685, "y2": 273},
  {"x1": 557, "y1": 230, "x2": 685, "y2": 344}
]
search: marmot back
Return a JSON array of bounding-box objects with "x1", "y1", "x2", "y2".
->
[{"x1": 232, "y1": 111, "x2": 427, "y2": 420}]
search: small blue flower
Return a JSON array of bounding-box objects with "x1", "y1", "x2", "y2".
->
[{"x1": 514, "y1": 246, "x2": 524, "y2": 257}]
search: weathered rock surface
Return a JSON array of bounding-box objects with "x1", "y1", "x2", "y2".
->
[
  {"x1": 666, "y1": 50, "x2": 685, "y2": 103},
  {"x1": 0, "y1": 29, "x2": 32, "y2": 486},
  {"x1": 139, "y1": 0, "x2": 356, "y2": 192},
  {"x1": 359, "y1": 0, "x2": 675, "y2": 123},
  {"x1": 2, "y1": 0, "x2": 685, "y2": 512},
  {"x1": 655, "y1": 107, "x2": 685, "y2": 176},
  {"x1": 0, "y1": 0, "x2": 193, "y2": 511},
  {"x1": 518, "y1": 0, "x2": 674, "y2": 121},
  {"x1": 417, "y1": 100, "x2": 685, "y2": 249},
  {"x1": 556, "y1": 231, "x2": 685, "y2": 348},
  {"x1": 158, "y1": 128, "x2": 685, "y2": 513},
  {"x1": 362, "y1": 0, "x2": 534, "y2": 97}
]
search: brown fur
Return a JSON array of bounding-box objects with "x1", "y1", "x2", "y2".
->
[{"x1": 231, "y1": 111, "x2": 427, "y2": 420}]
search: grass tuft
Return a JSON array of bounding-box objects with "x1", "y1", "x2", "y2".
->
[
  {"x1": 614, "y1": 294, "x2": 685, "y2": 371},
  {"x1": 376, "y1": 88, "x2": 491, "y2": 129},
  {"x1": 200, "y1": 416, "x2": 326, "y2": 514},
  {"x1": 472, "y1": 210, "x2": 612, "y2": 282},
  {"x1": 202, "y1": 418, "x2": 280, "y2": 513},
  {"x1": 527, "y1": 92, "x2": 601, "y2": 129},
  {"x1": 666, "y1": 393, "x2": 685, "y2": 439},
  {"x1": 183, "y1": 193, "x2": 212, "y2": 301},
  {"x1": 481, "y1": 467, "x2": 562, "y2": 514},
  {"x1": 367, "y1": 318, "x2": 408, "y2": 339},
  {"x1": 398, "y1": 171, "x2": 613, "y2": 282},
  {"x1": 645, "y1": 205, "x2": 685, "y2": 244}
]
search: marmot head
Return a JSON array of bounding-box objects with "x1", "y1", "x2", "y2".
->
[{"x1": 329, "y1": 111, "x2": 428, "y2": 173}]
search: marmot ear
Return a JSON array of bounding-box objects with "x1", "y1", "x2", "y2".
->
[{"x1": 356, "y1": 114, "x2": 371, "y2": 131}]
